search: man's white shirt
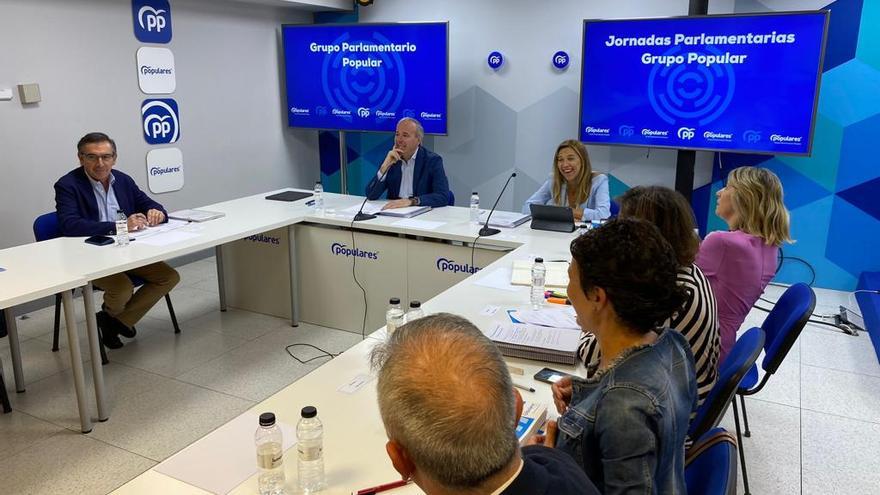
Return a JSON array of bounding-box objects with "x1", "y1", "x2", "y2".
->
[{"x1": 377, "y1": 148, "x2": 418, "y2": 199}]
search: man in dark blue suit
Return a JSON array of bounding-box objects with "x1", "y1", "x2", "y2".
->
[
  {"x1": 364, "y1": 118, "x2": 450, "y2": 209},
  {"x1": 54, "y1": 132, "x2": 180, "y2": 348}
]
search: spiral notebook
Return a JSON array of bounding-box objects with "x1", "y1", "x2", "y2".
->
[{"x1": 487, "y1": 322, "x2": 581, "y2": 365}]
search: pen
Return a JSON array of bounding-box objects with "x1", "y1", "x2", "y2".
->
[
  {"x1": 305, "y1": 200, "x2": 316, "y2": 206},
  {"x1": 354, "y1": 479, "x2": 411, "y2": 495},
  {"x1": 513, "y1": 382, "x2": 536, "y2": 393}
]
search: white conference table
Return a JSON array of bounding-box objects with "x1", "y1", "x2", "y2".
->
[{"x1": 103, "y1": 190, "x2": 585, "y2": 495}]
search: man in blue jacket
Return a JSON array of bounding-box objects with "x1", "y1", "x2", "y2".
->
[
  {"x1": 54, "y1": 132, "x2": 180, "y2": 349},
  {"x1": 364, "y1": 117, "x2": 450, "y2": 209}
]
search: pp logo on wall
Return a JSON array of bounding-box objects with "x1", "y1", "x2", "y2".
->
[
  {"x1": 132, "y1": 0, "x2": 172, "y2": 44},
  {"x1": 146, "y1": 147, "x2": 183, "y2": 193},
  {"x1": 552, "y1": 51, "x2": 569, "y2": 70},
  {"x1": 136, "y1": 47, "x2": 176, "y2": 94},
  {"x1": 141, "y1": 98, "x2": 180, "y2": 144},
  {"x1": 487, "y1": 51, "x2": 504, "y2": 70}
]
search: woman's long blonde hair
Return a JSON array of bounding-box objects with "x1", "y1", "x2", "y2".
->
[
  {"x1": 551, "y1": 140, "x2": 595, "y2": 207},
  {"x1": 726, "y1": 166, "x2": 792, "y2": 247}
]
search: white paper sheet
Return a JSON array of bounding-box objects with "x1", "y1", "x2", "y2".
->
[
  {"x1": 337, "y1": 373, "x2": 374, "y2": 395},
  {"x1": 509, "y1": 306, "x2": 580, "y2": 329},
  {"x1": 155, "y1": 412, "x2": 296, "y2": 494},
  {"x1": 480, "y1": 305, "x2": 500, "y2": 316},
  {"x1": 472, "y1": 266, "x2": 522, "y2": 292},
  {"x1": 488, "y1": 322, "x2": 581, "y2": 352},
  {"x1": 340, "y1": 201, "x2": 385, "y2": 216},
  {"x1": 129, "y1": 218, "x2": 190, "y2": 239},
  {"x1": 136, "y1": 230, "x2": 200, "y2": 246},
  {"x1": 392, "y1": 218, "x2": 446, "y2": 229}
]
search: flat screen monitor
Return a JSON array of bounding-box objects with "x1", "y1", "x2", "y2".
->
[
  {"x1": 578, "y1": 11, "x2": 829, "y2": 155},
  {"x1": 282, "y1": 22, "x2": 449, "y2": 134}
]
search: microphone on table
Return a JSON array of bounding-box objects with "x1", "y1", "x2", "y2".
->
[
  {"x1": 354, "y1": 160, "x2": 398, "y2": 222},
  {"x1": 479, "y1": 172, "x2": 517, "y2": 237}
]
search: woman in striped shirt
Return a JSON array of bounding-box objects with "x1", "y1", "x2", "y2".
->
[{"x1": 577, "y1": 186, "x2": 719, "y2": 408}]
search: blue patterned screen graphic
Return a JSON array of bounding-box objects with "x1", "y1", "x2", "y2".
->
[
  {"x1": 282, "y1": 23, "x2": 448, "y2": 134},
  {"x1": 579, "y1": 12, "x2": 828, "y2": 155}
]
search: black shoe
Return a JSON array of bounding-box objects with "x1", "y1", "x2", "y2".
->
[
  {"x1": 99, "y1": 307, "x2": 136, "y2": 338},
  {"x1": 96, "y1": 311, "x2": 124, "y2": 349}
]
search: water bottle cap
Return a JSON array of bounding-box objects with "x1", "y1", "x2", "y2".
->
[
  {"x1": 315, "y1": 180, "x2": 321, "y2": 185},
  {"x1": 259, "y1": 412, "x2": 276, "y2": 426},
  {"x1": 535, "y1": 257, "x2": 544, "y2": 263},
  {"x1": 472, "y1": 191, "x2": 478, "y2": 195},
  {"x1": 389, "y1": 297, "x2": 400, "y2": 305},
  {"x1": 301, "y1": 406, "x2": 317, "y2": 418},
  {"x1": 409, "y1": 301, "x2": 421, "y2": 308}
]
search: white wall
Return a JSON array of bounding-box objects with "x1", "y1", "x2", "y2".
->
[
  {"x1": 357, "y1": 0, "x2": 734, "y2": 209},
  {"x1": 0, "y1": 0, "x2": 319, "y2": 248}
]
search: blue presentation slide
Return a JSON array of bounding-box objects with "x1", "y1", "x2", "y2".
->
[
  {"x1": 579, "y1": 12, "x2": 828, "y2": 155},
  {"x1": 282, "y1": 23, "x2": 448, "y2": 134}
]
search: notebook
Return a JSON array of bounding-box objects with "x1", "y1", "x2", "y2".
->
[
  {"x1": 265, "y1": 190, "x2": 312, "y2": 202},
  {"x1": 510, "y1": 260, "x2": 569, "y2": 288},
  {"x1": 478, "y1": 210, "x2": 530, "y2": 228},
  {"x1": 168, "y1": 209, "x2": 226, "y2": 222},
  {"x1": 487, "y1": 322, "x2": 581, "y2": 365}
]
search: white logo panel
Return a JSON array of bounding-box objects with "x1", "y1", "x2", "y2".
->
[
  {"x1": 137, "y1": 47, "x2": 176, "y2": 94},
  {"x1": 146, "y1": 147, "x2": 184, "y2": 194}
]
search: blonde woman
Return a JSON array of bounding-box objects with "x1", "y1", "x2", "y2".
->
[
  {"x1": 523, "y1": 140, "x2": 610, "y2": 221},
  {"x1": 696, "y1": 166, "x2": 791, "y2": 363}
]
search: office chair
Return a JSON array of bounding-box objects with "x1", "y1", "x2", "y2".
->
[{"x1": 32, "y1": 212, "x2": 181, "y2": 359}]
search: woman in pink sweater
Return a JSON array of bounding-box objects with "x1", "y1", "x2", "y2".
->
[{"x1": 696, "y1": 167, "x2": 791, "y2": 364}]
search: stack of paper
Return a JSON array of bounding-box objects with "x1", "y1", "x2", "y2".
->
[
  {"x1": 169, "y1": 209, "x2": 225, "y2": 222},
  {"x1": 510, "y1": 260, "x2": 569, "y2": 287},
  {"x1": 478, "y1": 210, "x2": 530, "y2": 228},
  {"x1": 341, "y1": 201, "x2": 431, "y2": 218},
  {"x1": 488, "y1": 322, "x2": 581, "y2": 364}
]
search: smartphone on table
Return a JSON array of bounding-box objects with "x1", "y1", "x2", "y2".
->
[{"x1": 534, "y1": 367, "x2": 574, "y2": 384}]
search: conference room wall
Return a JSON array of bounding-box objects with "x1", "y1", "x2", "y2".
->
[
  {"x1": 346, "y1": 0, "x2": 735, "y2": 211},
  {"x1": 0, "y1": 0, "x2": 318, "y2": 250}
]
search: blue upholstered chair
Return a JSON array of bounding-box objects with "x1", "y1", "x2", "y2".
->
[
  {"x1": 685, "y1": 427, "x2": 738, "y2": 495},
  {"x1": 733, "y1": 283, "x2": 815, "y2": 495}
]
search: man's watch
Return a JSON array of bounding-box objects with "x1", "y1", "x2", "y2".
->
[{"x1": 411, "y1": 197, "x2": 420, "y2": 206}]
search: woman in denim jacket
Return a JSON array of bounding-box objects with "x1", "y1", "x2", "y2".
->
[{"x1": 542, "y1": 218, "x2": 697, "y2": 494}]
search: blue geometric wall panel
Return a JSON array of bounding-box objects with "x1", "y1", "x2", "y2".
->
[
  {"x1": 836, "y1": 112, "x2": 880, "y2": 191},
  {"x1": 825, "y1": 196, "x2": 880, "y2": 280},
  {"x1": 822, "y1": 0, "x2": 863, "y2": 71},
  {"x1": 761, "y1": 158, "x2": 831, "y2": 211},
  {"x1": 818, "y1": 59, "x2": 880, "y2": 127},
  {"x1": 837, "y1": 176, "x2": 880, "y2": 222}
]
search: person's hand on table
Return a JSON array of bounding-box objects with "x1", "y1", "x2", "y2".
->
[
  {"x1": 146, "y1": 208, "x2": 165, "y2": 226},
  {"x1": 127, "y1": 214, "x2": 148, "y2": 232},
  {"x1": 383, "y1": 199, "x2": 416, "y2": 210},
  {"x1": 551, "y1": 375, "x2": 573, "y2": 414},
  {"x1": 524, "y1": 420, "x2": 558, "y2": 448}
]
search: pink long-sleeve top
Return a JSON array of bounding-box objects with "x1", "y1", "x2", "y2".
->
[{"x1": 695, "y1": 230, "x2": 778, "y2": 364}]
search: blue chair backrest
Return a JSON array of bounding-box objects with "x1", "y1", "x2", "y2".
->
[
  {"x1": 685, "y1": 428, "x2": 737, "y2": 495},
  {"x1": 447, "y1": 189, "x2": 455, "y2": 206},
  {"x1": 689, "y1": 327, "x2": 765, "y2": 439},
  {"x1": 609, "y1": 199, "x2": 620, "y2": 217},
  {"x1": 33, "y1": 212, "x2": 60, "y2": 242},
  {"x1": 761, "y1": 283, "x2": 815, "y2": 375}
]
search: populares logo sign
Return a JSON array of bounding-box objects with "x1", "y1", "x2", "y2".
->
[
  {"x1": 141, "y1": 98, "x2": 180, "y2": 144},
  {"x1": 436, "y1": 258, "x2": 481, "y2": 274},
  {"x1": 330, "y1": 242, "x2": 378, "y2": 260},
  {"x1": 132, "y1": 0, "x2": 172, "y2": 44}
]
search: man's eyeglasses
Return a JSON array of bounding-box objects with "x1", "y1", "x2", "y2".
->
[{"x1": 80, "y1": 153, "x2": 117, "y2": 163}]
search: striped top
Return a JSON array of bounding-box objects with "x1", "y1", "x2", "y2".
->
[{"x1": 577, "y1": 264, "x2": 719, "y2": 409}]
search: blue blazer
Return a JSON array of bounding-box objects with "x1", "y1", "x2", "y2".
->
[
  {"x1": 364, "y1": 146, "x2": 450, "y2": 208},
  {"x1": 54, "y1": 167, "x2": 168, "y2": 237}
]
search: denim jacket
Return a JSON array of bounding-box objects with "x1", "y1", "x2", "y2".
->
[{"x1": 555, "y1": 329, "x2": 697, "y2": 495}]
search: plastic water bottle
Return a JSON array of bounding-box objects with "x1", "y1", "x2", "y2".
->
[
  {"x1": 314, "y1": 181, "x2": 325, "y2": 215},
  {"x1": 470, "y1": 191, "x2": 480, "y2": 224},
  {"x1": 385, "y1": 297, "x2": 405, "y2": 335},
  {"x1": 531, "y1": 258, "x2": 546, "y2": 310},
  {"x1": 405, "y1": 301, "x2": 424, "y2": 323},
  {"x1": 255, "y1": 412, "x2": 285, "y2": 495},
  {"x1": 297, "y1": 406, "x2": 325, "y2": 493},
  {"x1": 115, "y1": 210, "x2": 129, "y2": 246}
]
